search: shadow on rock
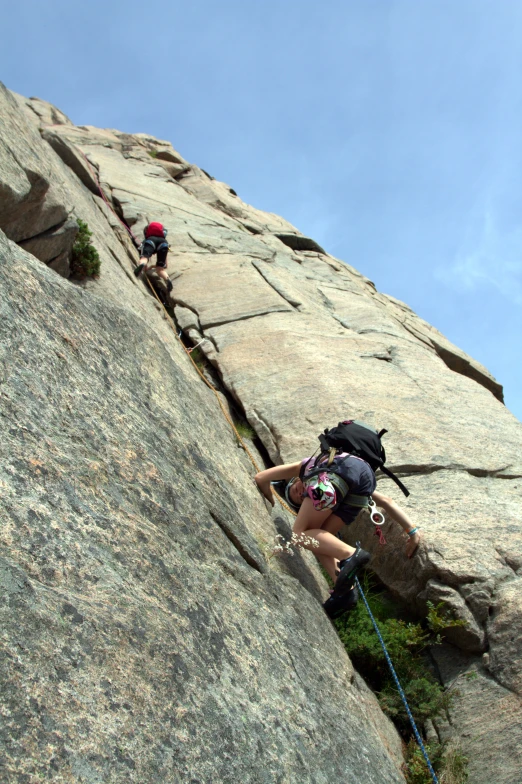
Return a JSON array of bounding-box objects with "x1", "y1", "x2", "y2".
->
[{"x1": 272, "y1": 515, "x2": 326, "y2": 604}]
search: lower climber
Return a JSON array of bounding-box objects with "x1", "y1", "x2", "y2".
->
[
  {"x1": 134, "y1": 221, "x2": 172, "y2": 292},
  {"x1": 255, "y1": 449, "x2": 420, "y2": 619}
]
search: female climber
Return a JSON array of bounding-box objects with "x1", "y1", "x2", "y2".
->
[{"x1": 255, "y1": 451, "x2": 420, "y2": 617}]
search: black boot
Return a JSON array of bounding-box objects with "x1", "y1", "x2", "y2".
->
[
  {"x1": 134, "y1": 263, "x2": 145, "y2": 278},
  {"x1": 166, "y1": 279, "x2": 173, "y2": 293},
  {"x1": 323, "y1": 584, "x2": 359, "y2": 619},
  {"x1": 334, "y1": 541, "x2": 370, "y2": 593}
]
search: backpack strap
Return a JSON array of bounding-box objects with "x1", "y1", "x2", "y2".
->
[
  {"x1": 318, "y1": 432, "x2": 331, "y2": 452},
  {"x1": 341, "y1": 492, "x2": 370, "y2": 508},
  {"x1": 320, "y1": 474, "x2": 371, "y2": 509},
  {"x1": 307, "y1": 454, "x2": 410, "y2": 498},
  {"x1": 301, "y1": 457, "x2": 373, "y2": 509},
  {"x1": 379, "y1": 465, "x2": 410, "y2": 497},
  {"x1": 328, "y1": 474, "x2": 350, "y2": 500},
  {"x1": 303, "y1": 452, "x2": 348, "y2": 481}
]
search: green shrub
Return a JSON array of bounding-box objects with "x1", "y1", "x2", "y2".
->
[
  {"x1": 70, "y1": 219, "x2": 101, "y2": 278},
  {"x1": 334, "y1": 574, "x2": 468, "y2": 781},
  {"x1": 442, "y1": 743, "x2": 469, "y2": 783},
  {"x1": 336, "y1": 606, "x2": 448, "y2": 730},
  {"x1": 426, "y1": 600, "x2": 466, "y2": 638},
  {"x1": 379, "y1": 677, "x2": 452, "y2": 733},
  {"x1": 334, "y1": 574, "x2": 454, "y2": 725},
  {"x1": 148, "y1": 149, "x2": 158, "y2": 158}
]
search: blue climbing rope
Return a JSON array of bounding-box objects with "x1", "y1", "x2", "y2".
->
[{"x1": 355, "y1": 576, "x2": 440, "y2": 784}]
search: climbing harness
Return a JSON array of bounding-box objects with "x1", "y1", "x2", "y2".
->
[{"x1": 356, "y1": 576, "x2": 440, "y2": 784}]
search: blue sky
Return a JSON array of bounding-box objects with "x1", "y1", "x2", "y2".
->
[{"x1": 3, "y1": 0, "x2": 521, "y2": 420}]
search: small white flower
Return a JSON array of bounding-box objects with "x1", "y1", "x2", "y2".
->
[{"x1": 265, "y1": 530, "x2": 319, "y2": 560}]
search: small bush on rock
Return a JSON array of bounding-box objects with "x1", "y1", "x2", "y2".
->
[
  {"x1": 404, "y1": 739, "x2": 444, "y2": 784},
  {"x1": 379, "y1": 677, "x2": 452, "y2": 732},
  {"x1": 334, "y1": 575, "x2": 465, "y2": 731},
  {"x1": 335, "y1": 596, "x2": 448, "y2": 731},
  {"x1": 70, "y1": 220, "x2": 101, "y2": 278},
  {"x1": 426, "y1": 600, "x2": 466, "y2": 638},
  {"x1": 333, "y1": 574, "x2": 468, "y2": 782},
  {"x1": 404, "y1": 740, "x2": 445, "y2": 784}
]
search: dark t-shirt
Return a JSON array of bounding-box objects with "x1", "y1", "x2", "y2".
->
[{"x1": 302, "y1": 453, "x2": 376, "y2": 525}]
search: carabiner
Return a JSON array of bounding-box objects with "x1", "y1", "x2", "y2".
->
[{"x1": 368, "y1": 498, "x2": 385, "y2": 526}]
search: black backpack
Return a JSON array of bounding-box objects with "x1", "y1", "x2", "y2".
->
[{"x1": 305, "y1": 419, "x2": 410, "y2": 497}]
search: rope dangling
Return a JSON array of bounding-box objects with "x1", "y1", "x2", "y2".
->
[{"x1": 355, "y1": 577, "x2": 440, "y2": 783}]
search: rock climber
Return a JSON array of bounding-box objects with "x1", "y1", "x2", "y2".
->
[
  {"x1": 255, "y1": 450, "x2": 420, "y2": 618},
  {"x1": 134, "y1": 221, "x2": 172, "y2": 293}
]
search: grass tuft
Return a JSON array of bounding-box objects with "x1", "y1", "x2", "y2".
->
[
  {"x1": 403, "y1": 738, "x2": 468, "y2": 783},
  {"x1": 234, "y1": 420, "x2": 256, "y2": 440},
  {"x1": 188, "y1": 346, "x2": 205, "y2": 370}
]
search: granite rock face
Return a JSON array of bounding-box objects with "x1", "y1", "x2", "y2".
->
[
  {"x1": 0, "y1": 234, "x2": 405, "y2": 784},
  {"x1": 0, "y1": 85, "x2": 76, "y2": 272},
  {"x1": 0, "y1": 86, "x2": 405, "y2": 784},
  {"x1": 1, "y1": 81, "x2": 522, "y2": 783}
]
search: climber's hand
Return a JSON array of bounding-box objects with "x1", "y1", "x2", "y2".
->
[{"x1": 406, "y1": 531, "x2": 421, "y2": 558}]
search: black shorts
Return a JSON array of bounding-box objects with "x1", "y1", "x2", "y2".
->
[{"x1": 141, "y1": 236, "x2": 169, "y2": 268}]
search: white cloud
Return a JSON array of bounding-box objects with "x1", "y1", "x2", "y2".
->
[{"x1": 436, "y1": 205, "x2": 522, "y2": 305}]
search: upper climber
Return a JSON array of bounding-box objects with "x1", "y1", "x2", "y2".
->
[{"x1": 134, "y1": 221, "x2": 172, "y2": 293}]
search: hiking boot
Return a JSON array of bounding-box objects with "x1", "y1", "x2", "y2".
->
[
  {"x1": 334, "y1": 541, "x2": 370, "y2": 593},
  {"x1": 323, "y1": 584, "x2": 359, "y2": 620},
  {"x1": 134, "y1": 263, "x2": 145, "y2": 278}
]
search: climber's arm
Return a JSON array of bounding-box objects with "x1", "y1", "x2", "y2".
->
[
  {"x1": 372, "y1": 490, "x2": 421, "y2": 558},
  {"x1": 254, "y1": 462, "x2": 302, "y2": 506}
]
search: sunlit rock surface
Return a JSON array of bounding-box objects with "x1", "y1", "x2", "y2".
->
[{"x1": 1, "y1": 81, "x2": 522, "y2": 783}]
